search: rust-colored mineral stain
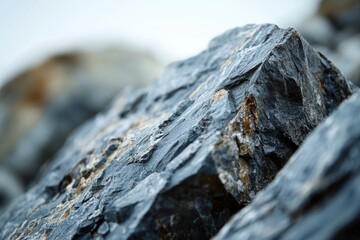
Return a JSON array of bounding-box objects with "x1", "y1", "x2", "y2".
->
[
  {"x1": 9, "y1": 232, "x2": 20, "y2": 240},
  {"x1": 75, "y1": 177, "x2": 87, "y2": 197},
  {"x1": 240, "y1": 94, "x2": 258, "y2": 136},
  {"x1": 239, "y1": 142, "x2": 252, "y2": 156},
  {"x1": 319, "y1": 80, "x2": 325, "y2": 91},
  {"x1": 212, "y1": 89, "x2": 228, "y2": 101},
  {"x1": 227, "y1": 113, "x2": 241, "y2": 133},
  {"x1": 239, "y1": 157, "x2": 251, "y2": 192},
  {"x1": 23, "y1": 221, "x2": 38, "y2": 236},
  {"x1": 60, "y1": 207, "x2": 71, "y2": 221}
]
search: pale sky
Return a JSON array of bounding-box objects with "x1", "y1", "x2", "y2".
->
[{"x1": 0, "y1": 0, "x2": 318, "y2": 85}]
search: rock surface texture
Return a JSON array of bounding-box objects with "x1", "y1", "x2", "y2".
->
[
  {"x1": 215, "y1": 90, "x2": 360, "y2": 240},
  {"x1": 0, "y1": 47, "x2": 163, "y2": 207},
  {"x1": 0, "y1": 24, "x2": 352, "y2": 239}
]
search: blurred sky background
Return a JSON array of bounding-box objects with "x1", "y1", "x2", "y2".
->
[{"x1": 0, "y1": 0, "x2": 318, "y2": 86}]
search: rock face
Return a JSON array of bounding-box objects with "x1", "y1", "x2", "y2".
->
[
  {"x1": 0, "y1": 47, "x2": 163, "y2": 202},
  {"x1": 0, "y1": 24, "x2": 352, "y2": 239},
  {"x1": 215, "y1": 90, "x2": 360, "y2": 240}
]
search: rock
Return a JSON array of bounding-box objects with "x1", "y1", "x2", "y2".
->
[
  {"x1": 0, "y1": 47, "x2": 163, "y2": 195},
  {"x1": 0, "y1": 169, "x2": 23, "y2": 208},
  {"x1": 297, "y1": 0, "x2": 360, "y2": 86},
  {"x1": 214, "y1": 90, "x2": 360, "y2": 240},
  {"x1": 318, "y1": 0, "x2": 360, "y2": 30},
  {"x1": 0, "y1": 24, "x2": 352, "y2": 239},
  {"x1": 297, "y1": 16, "x2": 336, "y2": 48}
]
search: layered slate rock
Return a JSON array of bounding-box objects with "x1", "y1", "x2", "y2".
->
[
  {"x1": 215, "y1": 91, "x2": 360, "y2": 240},
  {"x1": 0, "y1": 24, "x2": 352, "y2": 239}
]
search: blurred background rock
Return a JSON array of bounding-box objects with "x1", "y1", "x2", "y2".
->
[
  {"x1": 0, "y1": 0, "x2": 358, "y2": 210},
  {"x1": 298, "y1": 0, "x2": 360, "y2": 86},
  {"x1": 0, "y1": 48, "x2": 163, "y2": 210}
]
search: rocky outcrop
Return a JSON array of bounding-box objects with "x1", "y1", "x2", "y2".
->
[
  {"x1": 0, "y1": 24, "x2": 352, "y2": 239},
  {"x1": 0, "y1": 47, "x2": 163, "y2": 206},
  {"x1": 215, "y1": 90, "x2": 360, "y2": 240}
]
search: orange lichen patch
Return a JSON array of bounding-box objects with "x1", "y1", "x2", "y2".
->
[
  {"x1": 239, "y1": 157, "x2": 251, "y2": 192},
  {"x1": 212, "y1": 89, "x2": 228, "y2": 101},
  {"x1": 240, "y1": 94, "x2": 258, "y2": 135}
]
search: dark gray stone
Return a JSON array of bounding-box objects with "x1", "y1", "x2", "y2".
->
[
  {"x1": 0, "y1": 24, "x2": 352, "y2": 240},
  {"x1": 214, "y1": 91, "x2": 360, "y2": 240}
]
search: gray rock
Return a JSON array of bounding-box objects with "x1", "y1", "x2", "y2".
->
[
  {"x1": 0, "y1": 169, "x2": 23, "y2": 207},
  {"x1": 318, "y1": 0, "x2": 360, "y2": 30},
  {"x1": 0, "y1": 24, "x2": 352, "y2": 239},
  {"x1": 297, "y1": 0, "x2": 360, "y2": 86},
  {"x1": 214, "y1": 90, "x2": 360, "y2": 240}
]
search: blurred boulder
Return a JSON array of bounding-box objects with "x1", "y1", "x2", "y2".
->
[
  {"x1": 0, "y1": 47, "x2": 163, "y2": 203},
  {"x1": 318, "y1": 0, "x2": 360, "y2": 30},
  {"x1": 0, "y1": 24, "x2": 352, "y2": 239},
  {"x1": 0, "y1": 169, "x2": 23, "y2": 209},
  {"x1": 298, "y1": 0, "x2": 360, "y2": 86}
]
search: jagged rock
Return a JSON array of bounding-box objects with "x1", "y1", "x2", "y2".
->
[
  {"x1": 0, "y1": 24, "x2": 352, "y2": 239},
  {"x1": 214, "y1": 90, "x2": 360, "y2": 240},
  {"x1": 0, "y1": 47, "x2": 163, "y2": 200}
]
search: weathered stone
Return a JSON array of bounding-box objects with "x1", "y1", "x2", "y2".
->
[
  {"x1": 215, "y1": 91, "x2": 360, "y2": 240},
  {"x1": 0, "y1": 24, "x2": 352, "y2": 239},
  {"x1": 0, "y1": 47, "x2": 163, "y2": 205}
]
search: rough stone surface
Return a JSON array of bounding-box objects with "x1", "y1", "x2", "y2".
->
[
  {"x1": 0, "y1": 47, "x2": 163, "y2": 204},
  {"x1": 215, "y1": 91, "x2": 360, "y2": 240},
  {"x1": 0, "y1": 24, "x2": 352, "y2": 239}
]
